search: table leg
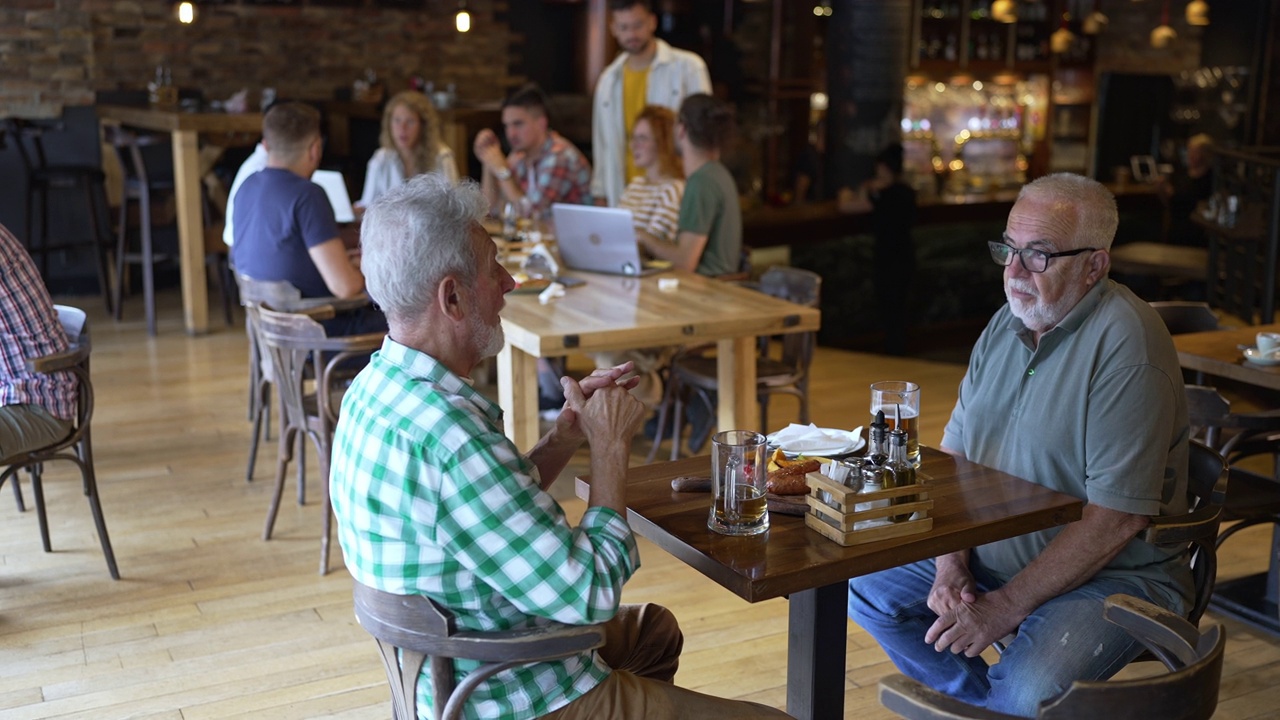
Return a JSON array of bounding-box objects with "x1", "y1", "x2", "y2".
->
[
  {"x1": 171, "y1": 129, "x2": 209, "y2": 335},
  {"x1": 717, "y1": 337, "x2": 755, "y2": 433},
  {"x1": 498, "y1": 343, "x2": 540, "y2": 452},
  {"x1": 787, "y1": 581, "x2": 847, "y2": 720}
]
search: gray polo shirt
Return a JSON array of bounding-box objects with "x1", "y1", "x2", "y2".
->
[{"x1": 942, "y1": 279, "x2": 1192, "y2": 614}]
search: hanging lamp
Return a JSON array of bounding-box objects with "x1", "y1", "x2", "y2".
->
[
  {"x1": 1050, "y1": 13, "x2": 1075, "y2": 54},
  {"x1": 1083, "y1": 0, "x2": 1108, "y2": 34},
  {"x1": 1186, "y1": 0, "x2": 1210, "y2": 26},
  {"x1": 1151, "y1": 0, "x2": 1177, "y2": 47}
]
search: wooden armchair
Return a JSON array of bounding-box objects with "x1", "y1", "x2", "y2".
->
[
  {"x1": 0, "y1": 307, "x2": 118, "y2": 579},
  {"x1": 880, "y1": 595, "x2": 1225, "y2": 720},
  {"x1": 250, "y1": 303, "x2": 383, "y2": 575},
  {"x1": 352, "y1": 580, "x2": 606, "y2": 720}
]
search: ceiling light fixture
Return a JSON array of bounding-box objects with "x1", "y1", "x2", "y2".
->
[
  {"x1": 991, "y1": 0, "x2": 1018, "y2": 23},
  {"x1": 455, "y1": 0, "x2": 471, "y2": 33},
  {"x1": 1186, "y1": 0, "x2": 1210, "y2": 26},
  {"x1": 1050, "y1": 13, "x2": 1075, "y2": 54},
  {"x1": 174, "y1": 1, "x2": 197, "y2": 24},
  {"x1": 1083, "y1": 0, "x2": 1108, "y2": 34},
  {"x1": 1151, "y1": 0, "x2": 1177, "y2": 47}
]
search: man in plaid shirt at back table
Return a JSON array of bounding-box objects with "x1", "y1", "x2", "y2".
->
[
  {"x1": 0, "y1": 222, "x2": 76, "y2": 460},
  {"x1": 474, "y1": 83, "x2": 592, "y2": 222},
  {"x1": 330, "y1": 174, "x2": 788, "y2": 719}
]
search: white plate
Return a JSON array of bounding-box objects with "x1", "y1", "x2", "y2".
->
[
  {"x1": 767, "y1": 428, "x2": 865, "y2": 457},
  {"x1": 1243, "y1": 347, "x2": 1280, "y2": 366}
]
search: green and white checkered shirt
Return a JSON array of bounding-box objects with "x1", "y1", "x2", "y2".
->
[{"x1": 331, "y1": 338, "x2": 640, "y2": 719}]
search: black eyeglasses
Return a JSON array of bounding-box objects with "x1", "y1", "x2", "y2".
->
[{"x1": 988, "y1": 241, "x2": 1098, "y2": 274}]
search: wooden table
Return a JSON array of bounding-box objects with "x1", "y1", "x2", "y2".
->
[
  {"x1": 497, "y1": 270, "x2": 820, "y2": 451},
  {"x1": 576, "y1": 448, "x2": 1083, "y2": 720},
  {"x1": 1175, "y1": 323, "x2": 1280, "y2": 636},
  {"x1": 96, "y1": 105, "x2": 263, "y2": 334},
  {"x1": 1173, "y1": 322, "x2": 1280, "y2": 392}
]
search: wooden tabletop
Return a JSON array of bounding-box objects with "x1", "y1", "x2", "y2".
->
[
  {"x1": 499, "y1": 270, "x2": 821, "y2": 357},
  {"x1": 1174, "y1": 323, "x2": 1280, "y2": 392},
  {"x1": 96, "y1": 104, "x2": 263, "y2": 134},
  {"x1": 576, "y1": 447, "x2": 1082, "y2": 603}
]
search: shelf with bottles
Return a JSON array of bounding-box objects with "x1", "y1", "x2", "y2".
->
[{"x1": 917, "y1": 1, "x2": 963, "y2": 66}]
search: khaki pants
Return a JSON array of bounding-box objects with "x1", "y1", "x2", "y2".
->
[
  {"x1": 543, "y1": 604, "x2": 791, "y2": 719},
  {"x1": 0, "y1": 404, "x2": 72, "y2": 460}
]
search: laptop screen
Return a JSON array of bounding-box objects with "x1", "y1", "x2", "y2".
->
[{"x1": 311, "y1": 169, "x2": 355, "y2": 223}]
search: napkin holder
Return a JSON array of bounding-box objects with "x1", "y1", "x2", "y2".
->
[{"x1": 803, "y1": 471, "x2": 933, "y2": 546}]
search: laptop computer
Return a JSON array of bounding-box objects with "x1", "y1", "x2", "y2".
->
[
  {"x1": 552, "y1": 203, "x2": 670, "y2": 277},
  {"x1": 311, "y1": 169, "x2": 355, "y2": 223}
]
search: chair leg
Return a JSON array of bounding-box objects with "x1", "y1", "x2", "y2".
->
[
  {"x1": 139, "y1": 190, "x2": 157, "y2": 336},
  {"x1": 32, "y1": 465, "x2": 50, "y2": 552},
  {"x1": 78, "y1": 432, "x2": 120, "y2": 579},
  {"x1": 264, "y1": 425, "x2": 296, "y2": 541},
  {"x1": 318, "y1": 435, "x2": 334, "y2": 576},
  {"x1": 646, "y1": 374, "x2": 679, "y2": 464},
  {"x1": 12, "y1": 469, "x2": 26, "y2": 512},
  {"x1": 246, "y1": 381, "x2": 269, "y2": 482},
  {"x1": 85, "y1": 178, "x2": 114, "y2": 316},
  {"x1": 114, "y1": 197, "x2": 129, "y2": 322},
  {"x1": 671, "y1": 390, "x2": 686, "y2": 462},
  {"x1": 297, "y1": 431, "x2": 307, "y2": 506}
]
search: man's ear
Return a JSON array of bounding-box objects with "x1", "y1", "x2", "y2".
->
[
  {"x1": 438, "y1": 275, "x2": 465, "y2": 321},
  {"x1": 1087, "y1": 249, "x2": 1110, "y2": 285}
]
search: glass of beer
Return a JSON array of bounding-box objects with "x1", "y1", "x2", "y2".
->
[
  {"x1": 870, "y1": 381, "x2": 920, "y2": 466},
  {"x1": 708, "y1": 430, "x2": 770, "y2": 536}
]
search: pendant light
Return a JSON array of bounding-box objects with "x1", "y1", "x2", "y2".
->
[
  {"x1": 1050, "y1": 13, "x2": 1075, "y2": 54},
  {"x1": 455, "y1": 0, "x2": 471, "y2": 33},
  {"x1": 173, "y1": 1, "x2": 197, "y2": 24},
  {"x1": 1083, "y1": 0, "x2": 1108, "y2": 34},
  {"x1": 1151, "y1": 0, "x2": 1177, "y2": 48},
  {"x1": 991, "y1": 0, "x2": 1018, "y2": 23},
  {"x1": 1186, "y1": 0, "x2": 1210, "y2": 26}
]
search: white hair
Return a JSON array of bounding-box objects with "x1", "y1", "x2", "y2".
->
[
  {"x1": 1017, "y1": 173, "x2": 1118, "y2": 251},
  {"x1": 359, "y1": 174, "x2": 487, "y2": 324}
]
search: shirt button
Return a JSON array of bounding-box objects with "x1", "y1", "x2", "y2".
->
[{"x1": 1027, "y1": 368, "x2": 1035, "y2": 376}]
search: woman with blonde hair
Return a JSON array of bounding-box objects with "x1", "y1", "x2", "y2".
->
[
  {"x1": 358, "y1": 91, "x2": 459, "y2": 207},
  {"x1": 618, "y1": 105, "x2": 684, "y2": 246}
]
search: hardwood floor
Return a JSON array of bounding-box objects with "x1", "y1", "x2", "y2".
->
[{"x1": 2, "y1": 290, "x2": 1279, "y2": 718}]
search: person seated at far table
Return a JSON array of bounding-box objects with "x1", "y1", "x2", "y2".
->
[
  {"x1": 329, "y1": 173, "x2": 790, "y2": 720},
  {"x1": 636, "y1": 93, "x2": 741, "y2": 277},
  {"x1": 474, "y1": 83, "x2": 592, "y2": 223},
  {"x1": 618, "y1": 105, "x2": 685, "y2": 248},
  {"x1": 1157, "y1": 133, "x2": 1215, "y2": 248},
  {"x1": 232, "y1": 101, "x2": 386, "y2": 336},
  {"x1": 848, "y1": 173, "x2": 1192, "y2": 718},
  {"x1": 357, "y1": 90, "x2": 459, "y2": 209}
]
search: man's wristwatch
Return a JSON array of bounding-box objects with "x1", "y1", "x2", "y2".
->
[{"x1": 494, "y1": 167, "x2": 512, "y2": 182}]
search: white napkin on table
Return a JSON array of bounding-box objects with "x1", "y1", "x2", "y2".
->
[{"x1": 769, "y1": 423, "x2": 862, "y2": 453}]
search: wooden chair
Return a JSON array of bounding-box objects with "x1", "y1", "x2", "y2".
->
[
  {"x1": 879, "y1": 594, "x2": 1225, "y2": 720},
  {"x1": 250, "y1": 303, "x2": 383, "y2": 575},
  {"x1": 647, "y1": 266, "x2": 821, "y2": 461},
  {"x1": 235, "y1": 275, "x2": 304, "y2": 486},
  {"x1": 352, "y1": 580, "x2": 606, "y2": 720},
  {"x1": 0, "y1": 307, "x2": 119, "y2": 579},
  {"x1": 1149, "y1": 301, "x2": 1222, "y2": 335}
]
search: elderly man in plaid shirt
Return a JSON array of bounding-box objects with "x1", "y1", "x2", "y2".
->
[
  {"x1": 330, "y1": 174, "x2": 788, "y2": 719},
  {"x1": 0, "y1": 223, "x2": 76, "y2": 460},
  {"x1": 474, "y1": 83, "x2": 593, "y2": 222}
]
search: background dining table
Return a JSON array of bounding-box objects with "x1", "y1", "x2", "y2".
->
[
  {"x1": 1174, "y1": 322, "x2": 1280, "y2": 637},
  {"x1": 577, "y1": 448, "x2": 1084, "y2": 720}
]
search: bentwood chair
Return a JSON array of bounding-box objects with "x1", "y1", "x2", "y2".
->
[
  {"x1": 0, "y1": 307, "x2": 119, "y2": 579},
  {"x1": 251, "y1": 303, "x2": 383, "y2": 575},
  {"x1": 880, "y1": 594, "x2": 1225, "y2": 720},
  {"x1": 648, "y1": 266, "x2": 821, "y2": 461},
  {"x1": 235, "y1": 275, "x2": 304, "y2": 485},
  {"x1": 352, "y1": 580, "x2": 606, "y2": 720}
]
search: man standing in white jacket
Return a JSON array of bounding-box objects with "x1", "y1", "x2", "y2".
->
[{"x1": 591, "y1": 0, "x2": 711, "y2": 207}]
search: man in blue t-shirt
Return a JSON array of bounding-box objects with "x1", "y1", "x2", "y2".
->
[{"x1": 232, "y1": 102, "x2": 384, "y2": 335}]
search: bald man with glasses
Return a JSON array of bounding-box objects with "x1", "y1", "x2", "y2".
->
[{"x1": 848, "y1": 173, "x2": 1192, "y2": 717}]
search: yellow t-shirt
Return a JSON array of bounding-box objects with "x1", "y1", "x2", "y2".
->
[{"x1": 621, "y1": 64, "x2": 650, "y2": 184}]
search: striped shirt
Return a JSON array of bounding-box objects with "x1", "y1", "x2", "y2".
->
[
  {"x1": 618, "y1": 176, "x2": 685, "y2": 245},
  {"x1": 0, "y1": 224, "x2": 75, "y2": 420},
  {"x1": 510, "y1": 132, "x2": 593, "y2": 221},
  {"x1": 330, "y1": 338, "x2": 639, "y2": 719}
]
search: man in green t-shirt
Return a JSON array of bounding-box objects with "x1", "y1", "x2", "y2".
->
[{"x1": 637, "y1": 93, "x2": 740, "y2": 278}]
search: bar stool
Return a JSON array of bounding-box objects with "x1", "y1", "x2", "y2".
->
[
  {"x1": 3, "y1": 118, "x2": 114, "y2": 314},
  {"x1": 105, "y1": 125, "x2": 179, "y2": 336}
]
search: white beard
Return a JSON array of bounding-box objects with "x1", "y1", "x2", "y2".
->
[
  {"x1": 471, "y1": 312, "x2": 506, "y2": 359},
  {"x1": 1005, "y1": 277, "x2": 1083, "y2": 333}
]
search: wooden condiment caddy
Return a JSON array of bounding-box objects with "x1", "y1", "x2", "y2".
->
[{"x1": 803, "y1": 471, "x2": 933, "y2": 546}]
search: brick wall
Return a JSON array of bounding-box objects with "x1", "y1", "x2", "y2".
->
[{"x1": 1, "y1": 0, "x2": 517, "y2": 119}]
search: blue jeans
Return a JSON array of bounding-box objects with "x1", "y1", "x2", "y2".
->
[{"x1": 848, "y1": 557, "x2": 1150, "y2": 718}]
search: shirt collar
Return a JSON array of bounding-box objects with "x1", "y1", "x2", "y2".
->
[{"x1": 377, "y1": 337, "x2": 503, "y2": 426}]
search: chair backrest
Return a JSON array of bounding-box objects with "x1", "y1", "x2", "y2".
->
[
  {"x1": 1150, "y1": 301, "x2": 1221, "y2": 335},
  {"x1": 236, "y1": 274, "x2": 304, "y2": 310},
  {"x1": 1140, "y1": 440, "x2": 1226, "y2": 630},
  {"x1": 757, "y1": 266, "x2": 821, "y2": 374},
  {"x1": 0, "y1": 312, "x2": 93, "y2": 466},
  {"x1": 352, "y1": 580, "x2": 607, "y2": 720},
  {"x1": 879, "y1": 594, "x2": 1226, "y2": 720}
]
